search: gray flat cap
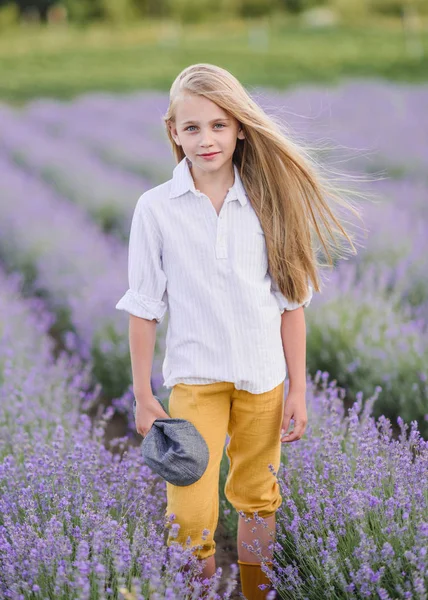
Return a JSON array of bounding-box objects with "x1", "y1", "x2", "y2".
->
[{"x1": 132, "y1": 396, "x2": 210, "y2": 486}]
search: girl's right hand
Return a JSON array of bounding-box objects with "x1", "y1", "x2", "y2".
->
[{"x1": 134, "y1": 395, "x2": 170, "y2": 438}]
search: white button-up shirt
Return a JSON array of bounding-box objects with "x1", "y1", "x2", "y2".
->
[{"x1": 115, "y1": 156, "x2": 313, "y2": 394}]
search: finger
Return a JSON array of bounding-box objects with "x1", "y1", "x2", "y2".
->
[
  {"x1": 281, "y1": 429, "x2": 294, "y2": 442},
  {"x1": 283, "y1": 431, "x2": 299, "y2": 442},
  {"x1": 281, "y1": 413, "x2": 292, "y2": 437},
  {"x1": 282, "y1": 422, "x2": 306, "y2": 443},
  {"x1": 282, "y1": 429, "x2": 298, "y2": 442}
]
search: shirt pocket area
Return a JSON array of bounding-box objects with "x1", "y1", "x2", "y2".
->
[{"x1": 233, "y1": 227, "x2": 268, "y2": 280}]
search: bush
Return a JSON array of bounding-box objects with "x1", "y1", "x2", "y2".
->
[
  {"x1": 306, "y1": 263, "x2": 428, "y2": 437},
  {"x1": 280, "y1": 0, "x2": 323, "y2": 14},
  {"x1": 370, "y1": 0, "x2": 428, "y2": 16},
  {"x1": 62, "y1": 0, "x2": 104, "y2": 23},
  {"x1": 240, "y1": 0, "x2": 282, "y2": 18},
  {"x1": 0, "y1": 2, "x2": 19, "y2": 28},
  {"x1": 270, "y1": 373, "x2": 428, "y2": 598},
  {"x1": 168, "y1": 0, "x2": 220, "y2": 23},
  {"x1": 102, "y1": 0, "x2": 140, "y2": 23}
]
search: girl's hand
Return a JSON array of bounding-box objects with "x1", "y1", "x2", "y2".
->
[
  {"x1": 280, "y1": 390, "x2": 307, "y2": 443},
  {"x1": 134, "y1": 396, "x2": 170, "y2": 438}
]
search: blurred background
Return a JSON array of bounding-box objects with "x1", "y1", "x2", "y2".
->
[{"x1": 0, "y1": 0, "x2": 428, "y2": 101}]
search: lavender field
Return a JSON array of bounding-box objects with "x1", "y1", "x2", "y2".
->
[{"x1": 0, "y1": 79, "x2": 427, "y2": 599}]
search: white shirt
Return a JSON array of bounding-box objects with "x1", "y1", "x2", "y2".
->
[{"x1": 115, "y1": 156, "x2": 313, "y2": 394}]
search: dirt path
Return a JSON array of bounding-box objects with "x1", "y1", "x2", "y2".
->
[{"x1": 213, "y1": 518, "x2": 242, "y2": 598}]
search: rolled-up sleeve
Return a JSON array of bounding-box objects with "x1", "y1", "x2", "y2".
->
[
  {"x1": 115, "y1": 195, "x2": 168, "y2": 323},
  {"x1": 270, "y1": 272, "x2": 313, "y2": 313}
]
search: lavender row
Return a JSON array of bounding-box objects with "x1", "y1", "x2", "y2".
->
[
  {"x1": 258, "y1": 79, "x2": 428, "y2": 178},
  {"x1": 22, "y1": 80, "x2": 428, "y2": 180},
  {"x1": 0, "y1": 152, "x2": 165, "y2": 400},
  {"x1": 354, "y1": 177, "x2": 428, "y2": 322},
  {"x1": 0, "y1": 105, "x2": 151, "y2": 241},
  {"x1": 24, "y1": 91, "x2": 173, "y2": 180},
  {"x1": 303, "y1": 174, "x2": 428, "y2": 431},
  {"x1": 0, "y1": 266, "x2": 92, "y2": 455},
  {"x1": 305, "y1": 257, "x2": 428, "y2": 435},
  {"x1": 0, "y1": 267, "x2": 235, "y2": 598},
  {"x1": 270, "y1": 372, "x2": 428, "y2": 599}
]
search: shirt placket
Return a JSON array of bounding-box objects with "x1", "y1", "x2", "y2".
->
[{"x1": 216, "y1": 202, "x2": 228, "y2": 259}]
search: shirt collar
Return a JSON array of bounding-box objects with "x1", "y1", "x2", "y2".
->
[{"x1": 169, "y1": 156, "x2": 248, "y2": 206}]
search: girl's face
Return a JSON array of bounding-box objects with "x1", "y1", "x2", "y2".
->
[{"x1": 168, "y1": 93, "x2": 245, "y2": 172}]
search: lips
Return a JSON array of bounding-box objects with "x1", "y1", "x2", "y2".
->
[{"x1": 199, "y1": 152, "x2": 219, "y2": 156}]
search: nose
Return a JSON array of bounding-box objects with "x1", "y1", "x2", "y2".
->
[{"x1": 199, "y1": 129, "x2": 214, "y2": 148}]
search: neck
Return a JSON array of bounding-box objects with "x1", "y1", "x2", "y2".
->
[{"x1": 188, "y1": 158, "x2": 235, "y2": 196}]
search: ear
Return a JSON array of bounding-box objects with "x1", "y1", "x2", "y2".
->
[
  {"x1": 168, "y1": 122, "x2": 181, "y2": 146},
  {"x1": 237, "y1": 124, "x2": 245, "y2": 140}
]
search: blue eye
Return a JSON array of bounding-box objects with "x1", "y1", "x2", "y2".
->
[{"x1": 185, "y1": 124, "x2": 225, "y2": 132}]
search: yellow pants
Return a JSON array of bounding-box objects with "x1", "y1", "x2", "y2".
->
[{"x1": 164, "y1": 380, "x2": 285, "y2": 559}]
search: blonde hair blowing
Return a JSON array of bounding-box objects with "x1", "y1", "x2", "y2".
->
[{"x1": 163, "y1": 63, "x2": 370, "y2": 305}]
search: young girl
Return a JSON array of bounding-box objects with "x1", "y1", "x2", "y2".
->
[{"x1": 116, "y1": 63, "x2": 361, "y2": 599}]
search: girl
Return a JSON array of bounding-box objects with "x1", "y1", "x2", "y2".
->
[{"x1": 116, "y1": 63, "x2": 362, "y2": 599}]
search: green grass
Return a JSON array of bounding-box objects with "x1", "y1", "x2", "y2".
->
[{"x1": 1, "y1": 14, "x2": 428, "y2": 104}]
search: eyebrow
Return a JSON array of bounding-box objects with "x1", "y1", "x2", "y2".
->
[{"x1": 181, "y1": 118, "x2": 230, "y2": 125}]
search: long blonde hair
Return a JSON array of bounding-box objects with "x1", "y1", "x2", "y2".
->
[{"x1": 163, "y1": 63, "x2": 369, "y2": 305}]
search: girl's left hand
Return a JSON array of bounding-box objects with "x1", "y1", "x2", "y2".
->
[{"x1": 280, "y1": 390, "x2": 308, "y2": 443}]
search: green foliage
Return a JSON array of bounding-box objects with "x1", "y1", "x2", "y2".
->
[
  {"x1": 306, "y1": 290, "x2": 428, "y2": 438},
  {"x1": 219, "y1": 449, "x2": 239, "y2": 538},
  {"x1": 328, "y1": 0, "x2": 371, "y2": 19},
  {"x1": 168, "y1": 0, "x2": 219, "y2": 23},
  {"x1": 62, "y1": 0, "x2": 104, "y2": 24},
  {"x1": 280, "y1": 0, "x2": 323, "y2": 14},
  {"x1": 240, "y1": 0, "x2": 281, "y2": 18},
  {"x1": 102, "y1": 0, "x2": 140, "y2": 23},
  {"x1": 0, "y1": 3, "x2": 19, "y2": 29},
  {"x1": 92, "y1": 325, "x2": 132, "y2": 400},
  {"x1": 132, "y1": 0, "x2": 279, "y2": 22},
  {"x1": 2, "y1": 23, "x2": 428, "y2": 104},
  {"x1": 370, "y1": 0, "x2": 428, "y2": 16},
  {"x1": 371, "y1": 0, "x2": 404, "y2": 15},
  {"x1": 2, "y1": 0, "x2": 428, "y2": 25}
]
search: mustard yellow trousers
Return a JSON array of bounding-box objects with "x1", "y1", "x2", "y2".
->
[{"x1": 164, "y1": 380, "x2": 285, "y2": 560}]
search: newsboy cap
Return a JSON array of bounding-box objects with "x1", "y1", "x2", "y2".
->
[{"x1": 132, "y1": 396, "x2": 210, "y2": 486}]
